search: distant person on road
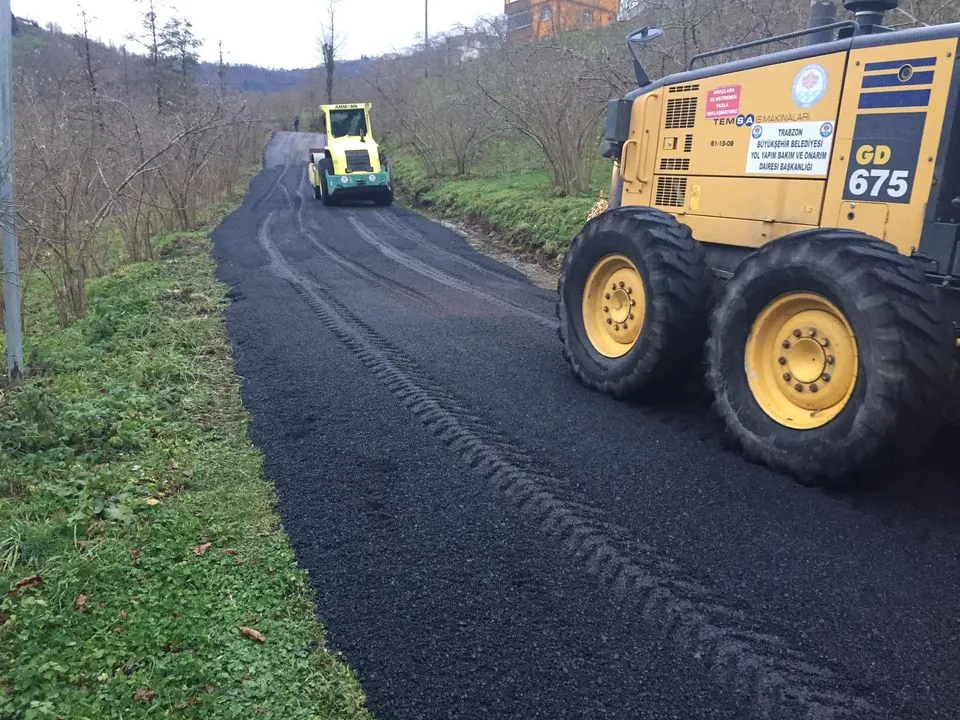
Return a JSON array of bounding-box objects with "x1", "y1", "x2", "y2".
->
[{"x1": 293, "y1": 116, "x2": 300, "y2": 132}]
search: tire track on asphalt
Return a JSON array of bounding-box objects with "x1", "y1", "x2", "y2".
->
[
  {"x1": 372, "y1": 209, "x2": 533, "y2": 287},
  {"x1": 252, "y1": 161, "x2": 295, "y2": 210},
  {"x1": 344, "y1": 213, "x2": 557, "y2": 329},
  {"x1": 257, "y1": 209, "x2": 880, "y2": 720},
  {"x1": 293, "y1": 184, "x2": 432, "y2": 304}
]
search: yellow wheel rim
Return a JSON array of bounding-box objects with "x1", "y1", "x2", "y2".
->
[
  {"x1": 746, "y1": 292, "x2": 858, "y2": 430},
  {"x1": 581, "y1": 254, "x2": 646, "y2": 358}
]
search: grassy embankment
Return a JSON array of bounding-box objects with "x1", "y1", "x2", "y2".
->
[
  {"x1": 0, "y1": 195, "x2": 370, "y2": 719},
  {"x1": 390, "y1": 136, "x2": 610, "y2": 262}
]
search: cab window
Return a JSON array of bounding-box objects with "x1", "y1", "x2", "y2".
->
[{"x1": 329, "y1": 109, "x2": 367, "y2": 138}]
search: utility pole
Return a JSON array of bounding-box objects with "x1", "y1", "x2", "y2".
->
[
  {"x1": 1, "y1": 0, "x2": 23, "y2": 380},
  {"x1": 424, "y1": 0, "x2": 428, "y2": 78}
]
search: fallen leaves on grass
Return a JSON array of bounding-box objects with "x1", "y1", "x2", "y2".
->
[
  {"x1": 192, "y1": 542, "x2": 212, "y2": 556},
  {"x1": 130, "y1": 548, "x2": 141, "y2": 566},
  {"x1": 238, "y1": 626, "x2": 267, "y2": 643},
  {"x1": 221, "y1": 548, "x2": 238, "y2": 556},
  {"x1": 145, "y1": 498, "x2": 161, "y2": 506},
  {"x1": 132, "y1": 688, "x2": 158, "y2": 702},
  {"x1": 175, "y1": 696, "x2": 198, "y2": 710},
  {"x1": 11, "y1": 575, "x2": 42, "y2": 593},
  {"x1": 74, "y1": 594, "x2": 88, "y2": 610}
]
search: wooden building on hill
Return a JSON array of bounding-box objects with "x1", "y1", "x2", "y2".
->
[{"x1": 505, "y1": 0, "x2": 619, "y2": 42}]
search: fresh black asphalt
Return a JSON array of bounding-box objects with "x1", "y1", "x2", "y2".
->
[{"x1": 212, "y1": 133, "x2": 960, "y2": 719}]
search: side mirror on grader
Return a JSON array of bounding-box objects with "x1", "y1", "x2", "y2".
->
[
  {"x1": 626, "y1": 25, "x2": 664, "y2": 87},
  {"x1": 559, "y1": 0, "x2": 960, "y2": 487}
]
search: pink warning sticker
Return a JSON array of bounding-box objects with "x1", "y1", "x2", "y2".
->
[{"x1": 705, "y1": 85, "x2": 742, "y2": 119}]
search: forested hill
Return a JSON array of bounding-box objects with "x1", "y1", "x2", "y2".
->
[{"x1": 11, "y1": 15, "x2": 371, "y2": 94}]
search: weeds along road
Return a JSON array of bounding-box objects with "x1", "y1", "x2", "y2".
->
[{"x1": 213, "y1": 133, "x2": 960, "y2": 720}]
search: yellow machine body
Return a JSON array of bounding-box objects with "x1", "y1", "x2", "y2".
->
[
  {"x1": 616, "y1": 34, "x2": 958, "y2": 260},
  {"x1": 561, "y1": 13, "x2": 960, "y2": 484},
  {"x1": 307, "y1": 102, "x2": 392, "y2": 204}
]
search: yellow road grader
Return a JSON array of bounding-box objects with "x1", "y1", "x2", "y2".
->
[
  {"x1": 559, "y1": 0, "x2": 960, "y2": 485},
  {"x1": 308, "y1": 103, "x2": 393, "y2": 206}
]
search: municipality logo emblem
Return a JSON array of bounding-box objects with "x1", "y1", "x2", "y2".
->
[
  {"x1": 751, "y1": 124, "x2": 763, "y2": 139},
  {"x1": 793, "y1": 64, "x2": 828, "y2": 108},
  {"x1": 820, "y1": 122, "x2": 834, "y2": 138}
]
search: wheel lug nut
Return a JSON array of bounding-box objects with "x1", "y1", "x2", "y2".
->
[
  {"x1": 783, "y1": 373, "x2": 792, "y2": 382},
  {"x1": 627, "y1": 287, "x2": 633, "y2": 294},
  {"x1": 612, "y1": 283, "x2": 618, "y2": 290},
  {"x1": 630, "y1": 300, "x2": 636, "y2": 307},
  {"x1": 605, "y1": 293, "x2": 611, "y2": 300},
  {"x1": 823, "y1": 338, "x2": 831, "y2": 348},
  {"x1": 810, "y1": 384, "x2": 819, "y2": 393},
  {"x1": 810, "y1": 329, "x2": 817, "y2": 337},
  {"x1": 607, "y1": 318, "x2": 613, "y2": 325},
  {"x1": 822, "y1": 373, "x2": 831, "y2": 382},
  {"x1": 778, "y1": 357, "x2": 787, "y2": 366},
  {"x1": 619, "y1": 281, "x2": 625, "y2": 288},
  {"x1": 795, "y1": 384, "x2": 804, "y2": 392},
  {"x1": 793, "y1": 329, "x2": 802, "y2": 338},
  {"x1": 623, "y1": 323, "x2": 629, "y2": 330},
  {"x1": 826, "y1": 356, "x2": 835, "y2": 365},
  {"x1": 782, "y1": 340, "x2": 791, "y2": 349},
  {"x1": 628, "y1": 313, "x2": 635, "y2": 320},
  {"x1": 614, "y1": 324, "x2": 621, "y2": 331},
  {"x1": 603, "y1": 306, "x2": 609, "y2": 312}
]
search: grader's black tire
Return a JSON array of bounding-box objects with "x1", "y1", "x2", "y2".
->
[
  {"x1": 313, "y1": 184, "x2": 322, "y2": 200},
  {"x1": 557, "y1": 207, "x2": 712, "y2": 399},
  {"x1": 706, "y1": 229, "x2": 954, "y2": 486}
]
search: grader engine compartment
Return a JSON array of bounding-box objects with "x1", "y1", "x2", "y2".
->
[
  {"x1": 561, "y1": 0, "x2": 960, "y2": 487},
  {"x1": 608, "y1": 18, "x2": 960, "y2": 272}
]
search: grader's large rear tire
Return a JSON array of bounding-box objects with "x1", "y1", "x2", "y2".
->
[
  {"x1": 558, "y1": 207, "x2": 711, "y2": 399},
  {"x1": 707, "y1": 229, "x2": 954, "y2": 485}
]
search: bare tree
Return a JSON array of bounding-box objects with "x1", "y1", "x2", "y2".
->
[
  {"x1": 160, "y1": 15, "x2": 201, "y2": 105},
  {"x1": 13, "y1": 10, "x2": 261, "y2": 323},
  {"x1": 73, "y1": 7, "x2": 101, "y2": 123},
  {"x1": 367, "y1": 44, "x2": 499, "y2": 178},
  {"x1": 477, "y1": 40, "x2": 611, "y2": 195},
  {"x1": 319, "y1": 0, "x2": 344, "y2": 104},
  {"x1": 132, "y1": 0, "x2": 165, "y2": 113}
]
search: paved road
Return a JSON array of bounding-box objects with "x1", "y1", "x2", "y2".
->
[{"x1": 213, "y1": 132, "x2": 960, "y2": 720}]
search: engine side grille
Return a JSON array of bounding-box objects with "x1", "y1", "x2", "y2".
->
[
  {"x1": 345, "y1": 149, "x2": 373, "y2": 173},
  {"x1": 659, "y1": 158, "x2": 691, "y2": 172},
  {"x1": 669, "y1": 83, "x2": 700, "y2": 94},
  {"x1": 684, "y1": 134, "x2": 694, "y2": 153},
  {"x1": 655, "y1": 177, "x2": 688, "y2": 208},
  {"x1": 665, "y1": 97, "x2": 698, "y2": 129}
]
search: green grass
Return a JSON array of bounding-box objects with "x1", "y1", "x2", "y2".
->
[
  {"x1": 390, "y1": 137, "x2": 611, "y2": 259},
  {"x1": 0, "y1": 232, "x2": 371, "y2": 719}
]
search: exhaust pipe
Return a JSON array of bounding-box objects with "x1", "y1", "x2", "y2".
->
[
  {"x1": 843, "y1": 0, "x2": 899, "y2": 34},
  {"x1": 805, "y1": 1, "x2": 839, "y2": 45}
]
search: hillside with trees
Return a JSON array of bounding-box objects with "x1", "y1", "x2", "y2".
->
[{"x1": 7, "y1": 10, "x2": 265, "y2": 326}]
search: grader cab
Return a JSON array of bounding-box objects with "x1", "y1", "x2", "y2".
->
[{"x1": 559, "y1": 0, "x2": 960, "y2": 485}]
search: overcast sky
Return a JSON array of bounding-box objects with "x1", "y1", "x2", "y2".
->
[{"x1": 14, "y1": 0, "x2": 505, "y2": 69}]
